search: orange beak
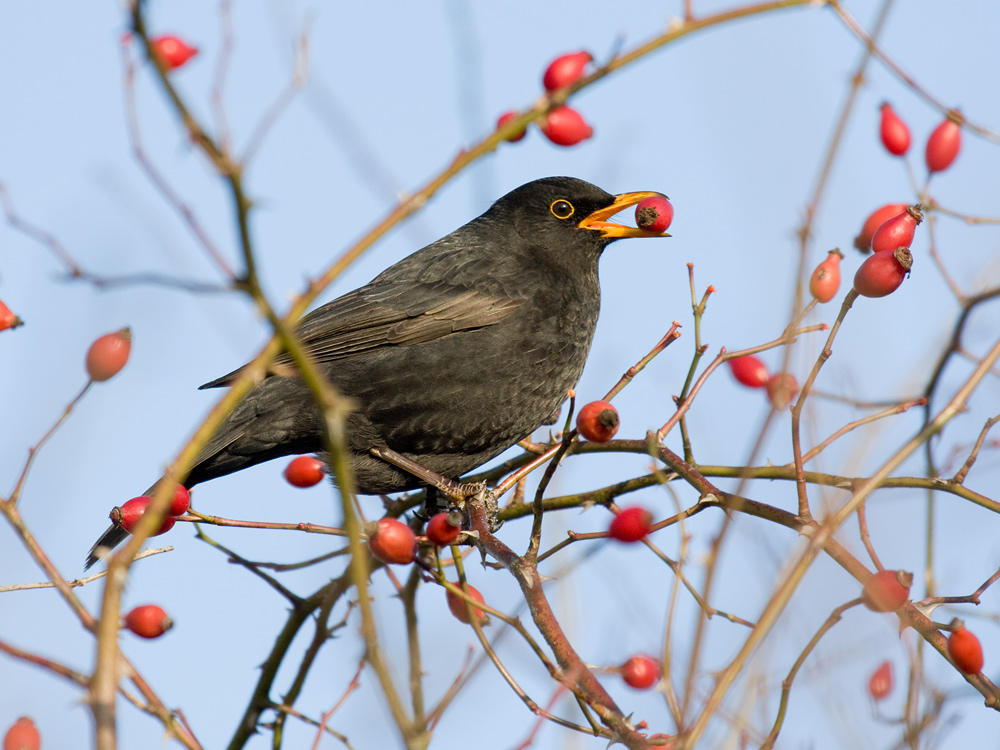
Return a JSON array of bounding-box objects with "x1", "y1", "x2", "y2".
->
[{"x1": 578, "y1": 191, "x2": 672, "y2": 239}]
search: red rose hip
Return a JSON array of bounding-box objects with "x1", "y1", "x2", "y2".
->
[
  {"x1": 861, "y1": 569, "x2": 912, "y2": 612},
  {"x1": 635, "y1": 195, "x2": 673, "y2": 233},
  {"x1": 809, "y1": 249, "x2": 843, "y2": 303},
  {"x1": 854, "y1": 203, "x2": 908, "y2": 253},
  {"x1": 608, "y1": 506, "x2": 653, "y2": 543},
  {"x1": 766, "y1": 372, "x2": 799, "y2": 410},
  {"x1": 869, "y1": 205, "x2": 922, "y2": 253},
  {"x1": 541, "y1": 106, "x2": 593, "y2": 146},
  {"x1": 111, "y1": 496, "x2": 176, "y2": 536},
  {"x1": 542, "y1": 51, "x2": 593, "y2": 91},
  {"x1": 3, "y1": 717, "x2": 40, "y2": 750},
  {"x1": 879, "y1": 102, "x2": 910, "y2": 156},
  {"x1": 284, "y1": 455, "x2": 325, "y2": 488},
  {"x1": 124, "y1": 604, "x2": 174, "y2": 638},
  {"x1": 446, "y1": 582, "x2": 489, "y2": 625},
  {"x1": 168, "y1": 484, "x2": 191, "y2": 516},
  {"x1": 728, "y1": 355, "x2": 770, "y2": 389},
  {"x1": 86, "y1": 327, "x2": 132, "y2": 381},
  {"x1": 367, "y1": 518, "x2": 416, "y2": 564},
  {"x1": 925, "y1": 112, "x2": 962, "y2": 173},
  {"x1": 0, "y1": 299, "x2": 23, "y2": 332},
  {"x1": 854, "y1": 247, "x2": 912, "y2": 298},
  {"x1": 620, "y1": 654, "x2": 661, "y2": 689},
  {"x1": 576, "y1": 400, "x2": 619, "y2": 441},
  {"x1": 151, "y1": 35, "x2": 198, "y2": 70},
  {"x1": 947, "y1": 619, "x2": 984, "y2": 674},
  {"x1": 867, "y1": 660, "x2": 893, "y2": 701},
  {"x1": 426, "y1": 510, "x2": 463, "y2": 546},
  {"x1": 496, "y1": 111, "x2": 526, "y2": 143}
]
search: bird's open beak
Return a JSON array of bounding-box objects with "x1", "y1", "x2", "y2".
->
[{"x1": 578, "y1": 191, "x2": 672, "y2": 239}]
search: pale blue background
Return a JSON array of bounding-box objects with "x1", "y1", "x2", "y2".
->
[{"x1": 2, "y1": 2, "x2": 999, "y2": 748}]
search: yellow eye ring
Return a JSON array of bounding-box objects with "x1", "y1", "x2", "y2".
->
[{"x1": 550, "y1": 199, "x2": 575, "y2": 219}]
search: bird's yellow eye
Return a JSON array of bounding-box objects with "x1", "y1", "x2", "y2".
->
[{"x1": 550, "y1": 199, "x2": 575, "y2": 219}]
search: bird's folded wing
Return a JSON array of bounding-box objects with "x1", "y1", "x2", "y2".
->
[{"x1": 200, "y1": 284, "x2": 519, "y2": 388}]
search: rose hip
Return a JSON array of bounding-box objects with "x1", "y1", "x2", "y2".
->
[
  {"x1": 542, "y1": 51, "x2": 593, "y2": 91},
  {"x1": 635, "y1": 195, "x2": 674, "y2": 233},
  {"x1": 879, "y1": 102, "x2": 910, "y2": 156},
  {"x1": 728, "y1": 355, "x2": 770, "y2": 389},
  {"x1": 869, "y1": 205, "x2": 923, "y2": 254},
  {"x1": 854, "y1": 203, "x2": 908, "y2": 253},
  {"x1": 854, "y1": 247, "x2": 912, "y2": 298},
  {"x1": 925, "y1": 112, "x2": 962, "y2": 173},
  {"x1": 541, "y1": 106, "x2": 593, "y2": 146}
]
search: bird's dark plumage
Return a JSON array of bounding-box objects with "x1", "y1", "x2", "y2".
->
[{"x1": 86, "y1": 177, "x2": 668, "y2": 568}]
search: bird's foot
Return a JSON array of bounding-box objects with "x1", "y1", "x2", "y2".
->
[{"x1": 370, "y1": 447, "x2": 502, "y2": 531}]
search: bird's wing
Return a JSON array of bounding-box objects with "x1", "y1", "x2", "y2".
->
[{"x1": 201, "y1": 283, "x2": 519, "y2": 388}]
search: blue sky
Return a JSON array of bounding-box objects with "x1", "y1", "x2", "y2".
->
[{"x1": 2, "y1": 2, "x2": 1000, "y2": 748}]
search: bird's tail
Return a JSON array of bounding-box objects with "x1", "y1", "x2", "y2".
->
[{"x1": 84, "y1": 524, "x2": 131, "y2": 570}]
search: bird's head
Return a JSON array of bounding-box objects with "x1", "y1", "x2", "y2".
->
[{"x1": 490, "y1": 176, "x2": 670, "y2": 252}]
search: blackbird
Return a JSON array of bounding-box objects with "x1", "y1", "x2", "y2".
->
[{"x1": 85, "y1": 176, "x2": 668, "y2": 568}]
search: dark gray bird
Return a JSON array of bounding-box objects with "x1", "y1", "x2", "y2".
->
[{"x1": 86, "y1": 176, "x2": 668, "y2": 568}]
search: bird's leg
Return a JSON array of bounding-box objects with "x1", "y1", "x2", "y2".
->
[{"x1": 369, "y1": 446, "x2": 502, "y2": 530}]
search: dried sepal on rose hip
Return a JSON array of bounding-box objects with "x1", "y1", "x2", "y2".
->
[
  {"x1": 947, "y1": 618, "x2": 984, "y2": 674},
  {"x1": 766, "y1": 372, "x2": 799, "y2": 410},
  {"x1": 620, "y1": 654, "x2": 661, "y2": 690},
  {"x1": 634, "y1": 195, "x2": 674, "y2": 233},
  {"x1": 861, "y1": 569, "x2": 913, "y2": 612},
  {"x1": 425, "y1": 510, "x2": 463, "y2": 546},
  {"x1": 111, "y1": 496, "x2": 177, "y2": 536},
  {"x1": 283, "y1": 455, "x2": 326, "y2": 488},
  {"x1": 542, "y1": 51, "x2": 593, "y2": 91},
  {"x1": 540, "y1": 106, "x2": 593, "y2": 146},
  {"x1": 854, "y1": 203, "x2": 908, "y2": 253},
  {"x1": 608, "y1": 506, "x2": 653, "y2": 543},
  {"x1": 879, "y1": 102, "x2": 911, "y2": 156},
  {"x1": 867, "y1": 660, "x2": 893, "y2": 701},
  {"x1": 728, "y1": 355, "x2": 770, "y2": 389},
  {"x1": 496, "y1": 111, "x2": 526, "y2": 143},
  {"x1": 446, "y1": 582, "x2": 489, "y2": 626},
  {"x1": 925, "y1": 111, "x2": 962, "y2": 173},
  {"x1": 124, "y1": 604, "x2": 174, "y2": 639},
  {"x1": 576, "y1": 400, "x2": 619, "y2": 441},
  {"x1": 151, "y1": 35, "x2": 198, "y2": 70},
  {"x1": 3, "y1": 717, "x2": 40, "y2": 750},
  {"x1": 0, "y1": 299, "x2": 24, "y2": 332},
  {"x1": 870, "y1": 205, "x2": 923, "y2": 254},
  {"x1": 367, "y1": 517, "x2": 417, "y2": 564},
  {"x1": 854, "y1": 247, "x2": 912, "y2": 298},
  {"x1": 86, "y1": 327, "x2": 132, "y2": 381},
  {"x1": 809, "y1": 248, "x2": 844, "y2": 303}
]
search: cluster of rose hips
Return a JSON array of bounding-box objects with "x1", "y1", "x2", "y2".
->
[
  {"x1": 727, "y1": 355, "x2": 800, "y2": 410},
  {"x1": 879, "y1": 104, "x2": 962, "y2": 174},
  {"x1": 852, "y1": 204, "x2": 922, "y2": 298},
  {"x1": 859, "y1": 568, "x2": 985, "y2": 678},
  {"x1": 496, "y1": 51, "x2": 595, "y2": 147},
  {"x1": 365, "y1": 513, "x2": 489, "y2": 626}
]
